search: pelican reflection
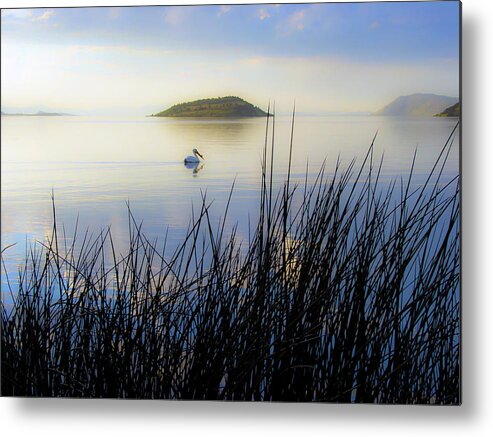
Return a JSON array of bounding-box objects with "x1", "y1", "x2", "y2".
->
[{"x1": 184, "y1": 161, "x2": 204, "y2": 176}]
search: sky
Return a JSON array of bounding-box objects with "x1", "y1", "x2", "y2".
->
[{"x1": 0, "y1": 1, "x2": 460, "y2": 115}]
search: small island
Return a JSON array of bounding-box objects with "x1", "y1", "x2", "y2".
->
[
  {"x1": 434, "y1": 102, "x2": 460, "y2": 117},
  {"x1": 151, "y1": 96, "x2": 269, "y2": 118}
]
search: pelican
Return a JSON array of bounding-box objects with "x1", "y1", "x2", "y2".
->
[{"x1": 184, "y1": 148, "x2": 205, "y2": 164}]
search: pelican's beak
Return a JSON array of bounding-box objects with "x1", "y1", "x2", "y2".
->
[{"x1": 197, "y1": 151, "x2": 204, "y2": 160}]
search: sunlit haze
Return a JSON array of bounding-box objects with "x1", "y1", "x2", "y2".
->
[{"x1": 1, "y1": 2, "x2": 460, "y2": 115}]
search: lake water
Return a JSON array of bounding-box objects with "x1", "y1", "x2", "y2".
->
[{"x1": 1, "y1": 114, "x2": 459, "y2": 290}]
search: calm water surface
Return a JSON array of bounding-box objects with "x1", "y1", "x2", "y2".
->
[{"x1": 1, "y1": 114, "x2": 459, "y2": 288}]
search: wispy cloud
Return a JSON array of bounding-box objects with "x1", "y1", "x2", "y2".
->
[
  {"x1": 108, "y1": 8, "x2": 122, "y2": 20},
  {"x1": 67, "y1": 44, "x2": 173, "y2": 57},
  {"x1": 288, "y1": 10, "x2": 306, "y2": 31},
  {"x1": 276, "y1": 8, "x2": 309, "y2": 35},
  {"x1": 218, "y1": 6, "x2": 232, "y2": 17},
  {"x1": 258, "y1": 8, "x2": 271, "y2": 21},
  {"x1": 1, "y1": 9, "x2": 33, "y2": 20},
  {"x1": 1, "y1": 9, "x2": 55, "y2": 24},
  {"x1": 370, "y1": 21, "x2": 380, "y2": 30},
  {"x1": 239, "y1": 57, "x2": 267, "y2": 67},
  {"x1": 32, "y1": 10, "x2": 55, "y2": 22},
  {"x1": 163, "y1": 7, "x2": 189, "y2": 26}
]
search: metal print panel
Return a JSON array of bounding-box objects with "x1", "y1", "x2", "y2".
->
[{"x1": 1, "y1": 1, "x2": 461, "y2": 403}]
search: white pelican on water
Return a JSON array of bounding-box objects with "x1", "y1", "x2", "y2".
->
[{"x1": 184, "y1": 148, "x2": 205, "y2": 164}]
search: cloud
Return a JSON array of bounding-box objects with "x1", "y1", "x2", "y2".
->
[
  {"x1": 218, "y1": 6, "x2": 232, "y2": 16},
  {"x1": 258, "y1": 8, "x2": 271, "y2": 21},
  {"x1": 108, "y1": 8, "x2": 122, "y2": 20},
  {"x1": 288, "y1": 10, "x2": 306, "y2": 31},
  {"x1": 1, "y1": 9, "x2": 33, "y2": 20},
  {"x1": 32, "y1": 10, "x2": 55, "y2": 22},
  {"x1": 67, "y1": 44, "x2": 173, "y2": 58},
  {"x1": 276, "y1": 9, "x2": 308, "y2": 35},
  {"x1": 1, "y1": 9, "x2": 55, "y2": 23},
  {"x1": 163, "y1": 7, "x2": 189, "y2": 26},
  {"x1": 370, "y1": 21, "x2": 380, "y2": 30},
  {"x1": 239, "y1": 57, "x2": 266, "y2": 67}
]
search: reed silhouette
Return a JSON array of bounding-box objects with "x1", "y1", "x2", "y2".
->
[{"x1": 1, "y1": 111, "x2": 460, "y2": 403}]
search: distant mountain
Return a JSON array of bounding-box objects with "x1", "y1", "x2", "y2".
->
[
  {"x1": 435, "y1": 102, "x2": 460, "y2": 117},
  {"x1": 1, "y1": 110, "x2": 75, "y2": 116},
  {"x1": 151, "y1": 96, "x2": 269, "y2": 117},
  {"x1": 374, "y1": 94, "x2": 458, "y2": 117},
  {"x1": 35, "y1": 110, "x2": 75, "y2": 116}
]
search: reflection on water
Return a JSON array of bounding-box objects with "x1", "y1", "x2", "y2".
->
[
  {"x1": 184, "y1": 162, "x2": 205, "y2": 175},
  {"x1": 1, "y1": 114, "x2": 459, "y2": 282}
]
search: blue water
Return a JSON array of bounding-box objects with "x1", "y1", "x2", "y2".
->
[{"x1": 1, "y1": 114, "x2": 459, "y2": 296}]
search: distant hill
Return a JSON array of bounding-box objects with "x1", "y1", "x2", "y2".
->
[
  {"x1": 151, "y1": 96, "x2": 269, "y2": 117},
  {"x1": 435, "y1": 101, "x2": 460, "y2": 117},
  {"x1": 1, "y1": 110, "x2": 75, "y2": 116},
  {"x1": 374, "y1": 94, "x2": 458, "y2": 117}
]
